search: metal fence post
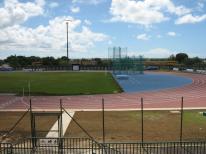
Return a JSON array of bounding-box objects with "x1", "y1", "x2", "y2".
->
[
  {"x1": 180, "y1": 97, "x2": 184, "y2": 143},
  {"x1": 60, "y1": 99, "x2": 63, "y2": 138},
  {"x1": 8, "y1": 143, "x2": 13, "y2": 154},
  {"x1": 141, "y1": 98, "x2": 144, "y2": 144},
  {"x1": 29, "y1": 99, "x2": 35, "y2": 149},
  {"x1": 92, "y1": 140, "x2": 95, "y2": 154},
  {"x1": 59, "y1": 99, "x2": 63, "y2": 154},
  {"x1": 102, "y1": 98, "x2": 105, "y2": 144},
  {"x1": 102, "y1": 98, "x2": 105, "y2": 153},
  {"x1": 140, "y1": 97, "x2": 144, "y2": 154}
]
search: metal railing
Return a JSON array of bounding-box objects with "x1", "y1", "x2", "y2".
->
[
  {"x1": 104, "y1": 141, "x2": 206, "y2": 154},
  {"x1": 1, "y1": 138, "x2": 206, "y2": 154},
  {"x1": 0, "y1": 143, "x2": 12, "y2": 154}
]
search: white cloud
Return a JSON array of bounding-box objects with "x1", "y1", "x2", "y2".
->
[
  {"x1": 0, "y1": 0, "x2": 45, "y2": 28},
  {"x1": 70, "y1": 6, "x2": 80, "y2": 13},
  {"x1": 35, "y1": 0, "x2": 45, "y2": 6},
  {"x1": 137, "y1": 34, "x2": 150, "y2": 41},
  {"x1": 143, "y1": 48, "x2": 175, "y2": 58},
  {"x1": 157, "y1": 34, "x2": 162, "y2": 38},
  {"x1": 136, "y1": 48, "x2": 175, "y2": 58},
  {"x1": 167, "y1": 31, "x2": 176, "y2": 36},
  {"x1": 175, "y1": 14, "x2": 206, "y2": 24},
  {"x1": 84, "y1": 19, "x2": 92, "y2": 25},
  {"x1": 108, "y1": 40, "x2": 112, "y2": 45},
  {"x1": 196, "y1": 2, "x2": 204, "y2": 12},
  {"x1": 110, "y1": 0, "x2": 191, "y2": 26},
  {"x1": 49, "y1": 2, "x2": 59, "y2": 9},
  {"x1": 72, "y1": 0, "x2": 105, "y2": 5},
  {"x1": 127, "y1": 48, "x2": 175, "y2": 58},
  {"x1": 0, "y1": 16, "x2": 109, "y2": 57}
]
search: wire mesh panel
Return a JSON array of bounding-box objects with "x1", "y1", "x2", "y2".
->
[{"x1": 108, "y1": 47, "x2": 144, "y2": 75}]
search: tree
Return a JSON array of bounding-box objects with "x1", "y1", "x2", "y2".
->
[
  {"x1": 176, "y1": 53, "x2": 188, "y2": 64},
  {"x1": 57, "y1": 56, "x2": 69, "y2": 65},
  {"x1": 42, "y1": 57, "x2": 58, "y2": 66},
  {"x1": 28, "y1": 56, "x2": 41, "y2": 64},
  {"x1": 185, "y1": 57, "x2": 203, "y2": 68},
  {"x1": 168, "y1": 54, "x2": 176, "y2": 61},
  {"x1": 5, "y1": 55, "x2": 20, "y2": 67},
  {"x1": 16, "y1": 56, "x2": 30, "y2": 67},
  {"x1": 0, "y1": 59, "x2": 3, "y2": 65},
  {"x1": 93, "y1": 58, "x2": 103, "y2": 66},
  {"x1": 192, "y1": 57, "x2": 202, "y2": 64}
]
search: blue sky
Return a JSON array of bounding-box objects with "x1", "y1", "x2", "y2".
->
[{"x1": 0, "y1": 0, "x2": 206, "y2": 59}]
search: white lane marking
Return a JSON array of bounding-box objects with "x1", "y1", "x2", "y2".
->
[{"x1": 46, "y1": 111, "x2": 75, "y2": 138}]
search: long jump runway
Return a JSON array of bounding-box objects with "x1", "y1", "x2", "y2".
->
[{"x1": 0, "y1": 72, "x2": 206, "y2": 111}]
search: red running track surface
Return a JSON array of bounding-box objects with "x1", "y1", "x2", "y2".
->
[{"x1": 0, "y1": 72, "x2": 206, "y2": 110}]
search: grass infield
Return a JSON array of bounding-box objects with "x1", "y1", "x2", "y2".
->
[{"x1": 0, "y1": 72, "x2": 122, "y2": 95}]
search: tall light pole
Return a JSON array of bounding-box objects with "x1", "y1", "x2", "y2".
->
[{"x1": 65, "y1": 20, "x2": 72, "y2": 63}]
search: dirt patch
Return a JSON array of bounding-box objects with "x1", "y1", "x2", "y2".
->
[
  {"x1": 66, "y1": 110, "x2": 206, "y2": 142},
  {"x1": 1, "y1": 110, "x2": 206, "y2": 143},
  {"x1": 0, "y1": 112, "x2": 57, "y2": 143}
]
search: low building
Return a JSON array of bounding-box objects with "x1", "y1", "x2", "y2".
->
[{"x1": 0, "y1": 64, "x2": 13, "y2": 71}]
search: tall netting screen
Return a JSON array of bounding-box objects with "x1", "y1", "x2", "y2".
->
[{"x1": 108, "y1": 47, "x2": 144, "y2": 75}]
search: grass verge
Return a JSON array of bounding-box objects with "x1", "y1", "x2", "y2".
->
[
  {"x1": 0, "y1": 72, "x2": 122, "y2": 95},
  {"x1": 66, "y1": 110, "x2": 206, "y2": 142}
]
